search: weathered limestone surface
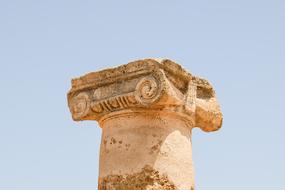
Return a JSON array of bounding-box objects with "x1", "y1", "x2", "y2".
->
[{"x1": 67, "y1": 59, "x2": 223, "y2": 190}]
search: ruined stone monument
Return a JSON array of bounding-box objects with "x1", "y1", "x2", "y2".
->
[{"x1": 67, "y1": 59, "x2": 223, "y2": 190}]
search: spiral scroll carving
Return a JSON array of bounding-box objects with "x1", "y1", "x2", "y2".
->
[
  {"x1": 135, "y1": 76, "x2": 161, "y2": 105},
  {"x1": 70, "y1": 92, "x2": 90, "y2": 120}
]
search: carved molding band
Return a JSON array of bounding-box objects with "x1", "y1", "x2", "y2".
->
[{"x1": 91, "y1": 93, "x2": 139, "y2": 114}]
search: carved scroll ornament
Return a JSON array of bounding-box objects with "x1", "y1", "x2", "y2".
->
[{"x1": 67, "y1": 59, "x2": 223, "y2": 132}]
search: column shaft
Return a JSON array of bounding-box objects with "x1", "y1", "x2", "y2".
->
[{"x1": 98, "y1": 112, "x2": 194, "y2": 190}]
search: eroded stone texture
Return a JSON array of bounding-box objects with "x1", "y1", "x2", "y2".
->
[
  {"x1": 67, "y1": 59, "x2": 223, "y2": 190},
  {"x1": 99, "y1": 165, "x2": 177, "y2": 190}
]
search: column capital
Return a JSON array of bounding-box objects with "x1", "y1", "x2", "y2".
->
[{"x1": 67, "y1": 59, "x2": 222, "y2": 132}]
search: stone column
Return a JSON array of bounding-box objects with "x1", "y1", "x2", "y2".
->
[{"x1": 67, "y1": 59, "x2": 223, "y2": 190}]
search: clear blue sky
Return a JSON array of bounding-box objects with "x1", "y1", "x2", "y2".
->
[{"x1": 0, "y1": 0, "x2": 284, "y2": 189}]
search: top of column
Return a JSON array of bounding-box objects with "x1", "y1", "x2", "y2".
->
[{"x1": 67, "y1": 59, "x2": 223, "y2": 132}]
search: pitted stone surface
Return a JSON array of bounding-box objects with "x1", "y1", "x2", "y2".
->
[{"x1": 99, "y1": 165, "x2": 177, "y2": 190}]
